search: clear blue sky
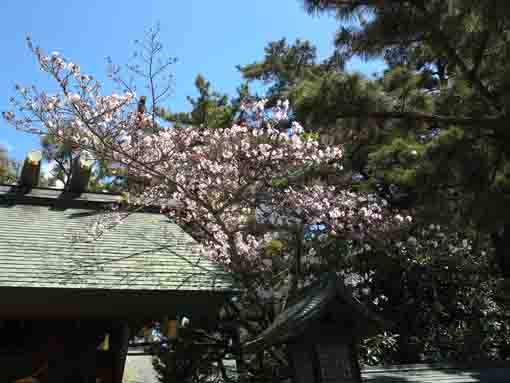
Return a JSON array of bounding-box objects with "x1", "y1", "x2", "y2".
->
[{"x1": 0, "y1": 0, "x2": 384, "y2": 161}]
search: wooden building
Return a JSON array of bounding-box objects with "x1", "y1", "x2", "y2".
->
[
  {"x1": 244, "y1": 273, "x2": 510, "y2": 383},
  {"x1": 244, "y1": 273, "x2": 386, "y2": 383},
  {"x1": 0, "y1": 152, "x2": 234, "y2": 382}
]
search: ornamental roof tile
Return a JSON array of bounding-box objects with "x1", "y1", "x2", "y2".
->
[{"x1": 243, "y1": 273, "x2": 386, "y2": 352}]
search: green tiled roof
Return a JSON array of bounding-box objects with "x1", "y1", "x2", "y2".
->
[
  {"x1": 0, "y1": 185, "x2": 233, "y2": 292},
  {"x1": 361, "y1": 362, "x2": 510, "y2": 382}
]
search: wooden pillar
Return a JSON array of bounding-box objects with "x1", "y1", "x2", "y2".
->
[
  {"x1": 46, "y1": 321, "x2": 105, "y2": 383},
  {"x1": 232, "y1": 327, "x2": 245, "y2": 383},
  {"x1": 350, "y1": 341, "x2": 363, "y2": 383},
  {"x1": 289, "y1": 342, "x2": 316, "y2": 383},
  {"x1": 109, "y1": 321, "x2": 130, "y2": 383}
]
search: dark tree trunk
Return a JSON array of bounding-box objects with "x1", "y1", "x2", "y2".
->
[{"x1": 492, "y1": 223, "x2": 510, "y2": 278}]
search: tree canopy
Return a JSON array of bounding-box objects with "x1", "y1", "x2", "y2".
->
[
  {"x1": 0, "y1": 145, "x2": 20, "y2": 184},
  {"x1": 4, "y1": 4, "x2": 510, "y2": 379}
]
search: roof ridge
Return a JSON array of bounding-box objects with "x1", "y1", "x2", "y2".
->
[
  {"x1": 0, "y1": 183, "x2": 123, "y2": 196},
  {"x1": 0, "y1": 184, "x2": 130, "y2": 210}
]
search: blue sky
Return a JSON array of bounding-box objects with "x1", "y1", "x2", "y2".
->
[{"x1": 0, "y1": 0, "x2": 384, "y2": 161}]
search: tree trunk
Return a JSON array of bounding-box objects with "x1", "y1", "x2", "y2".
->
[{"x1": 492, "y1": 223, "x2": 510, "y2": 278}]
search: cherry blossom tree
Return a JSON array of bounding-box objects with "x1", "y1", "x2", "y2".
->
[
  {"x1": 4, "y1": 36, "x2": 491, "y2": 380},
  {"x1": 3, "y1": 37, "x2": 410, "y2": 292}
]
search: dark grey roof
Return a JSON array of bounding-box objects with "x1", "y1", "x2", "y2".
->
[
  {"x1": 361, "y1": 362, "x2": 510, "y2": 382},
  {"x1": 0, "y1": 185, "x2": 233, "y2": 292},
  {"x1": 0, "y1": 184, "x2": 124, "y2": 206},
  {"x1": 243, "y1": 273, "x2": 386, "y2": 352}
]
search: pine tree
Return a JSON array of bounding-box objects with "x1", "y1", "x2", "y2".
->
[
  {"x1": 238, "y1": 32, "x2": 510, "y2": 363},
  {"x1": 292, "y1": 0, "x2": 510, "y2": 361},
  {"x1": 157, "y1": 74, "x2": 243, "y2": 130},
  {"x1": 0, "y1": 145, "x2": 19, "y2": 184}
]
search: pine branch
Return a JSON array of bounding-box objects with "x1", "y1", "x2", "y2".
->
[
  {"x1": 413, "y1": 1, "x2": 502, "y2": 113},
  {"x1": 335, "y1": 110, "x2": 503, "y2": 125}
]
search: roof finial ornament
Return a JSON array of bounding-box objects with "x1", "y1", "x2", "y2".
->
[
  {"x1": 19, "y1": 150, "x2": 42, "y2": 190},
  {"x1": 68, "y1": 155, "x2": 94, "y2": 194}
]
